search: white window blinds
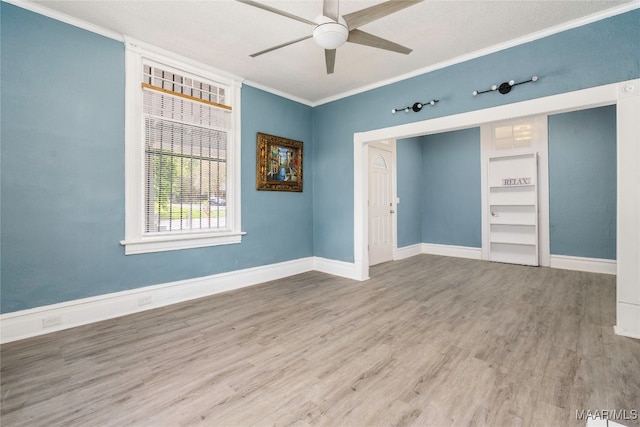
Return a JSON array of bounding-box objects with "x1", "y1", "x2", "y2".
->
[{"x1": 142, "y1": 64, "x2": 232, "y2": 234}]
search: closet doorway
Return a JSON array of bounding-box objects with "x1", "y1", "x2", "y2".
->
[{"x1": 481, "y1": 116, "x2": 550, "y2": 266}]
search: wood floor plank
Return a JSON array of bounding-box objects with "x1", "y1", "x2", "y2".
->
[{"x1": 1, "y1": 254, "x2": 638, "y2": 426}]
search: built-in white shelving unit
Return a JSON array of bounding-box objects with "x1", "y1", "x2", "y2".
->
[{"x1": 488, "y1": 153, "x2": 538, "y2": 266}]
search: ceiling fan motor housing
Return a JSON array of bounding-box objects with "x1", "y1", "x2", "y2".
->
[{"x1": 313, "y1": 18, "x2": 349, "y2": 49}]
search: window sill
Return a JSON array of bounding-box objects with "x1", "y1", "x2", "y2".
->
[{"x1": 120, "y1": 231, "x2": 246, "y2": 255}]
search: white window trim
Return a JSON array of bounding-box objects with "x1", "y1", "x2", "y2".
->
[{"x1": 121, "y1": 38, "x2": 245, "y2": 255}]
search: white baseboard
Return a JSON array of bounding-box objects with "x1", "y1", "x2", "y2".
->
[
  {"x1": 615, "y1": 302, "x2": 640, "y2": 340},
  {"x1": 422, "y1": 243, "x2": 483, "y2": 260},
  {"x1": 0, "y1": 257, "x2": 315, "y2": 344},
  {"x1": 614, "y1": 326, "x2": 640, "y2": 340},
  {"x1": 394, "y1": 243, "x2": 423, "y2": 260},
  {"x1": 313, "y1": 257, "x2": 363, "y2": 281},
  {"x1": 549, "y1": 254, "x2": 616, "y2": 275},
  {"x1": 397, "y1": 245, "x2": 617, "y2": 276},
  {"x1": 395, "y1": 243, "x2": 482, "y2": 260},
  {"x1": 586, "y1": 416, "x2": 627, "y2": 427},
  {"x1": 0, "y1": 251, "x2": 622, "y2": 344}
]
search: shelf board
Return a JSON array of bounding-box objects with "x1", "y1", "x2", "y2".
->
[
  {"x1": 490, "y1": 240, "x2": 537, "y2": 246},
  {"x1": 489, "y1": 204, "x2": 536, "y2": 207},
  {"x1": 490, "y1": 184, "x2": 535, "y2": 189}
]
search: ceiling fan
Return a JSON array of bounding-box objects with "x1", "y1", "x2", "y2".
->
[{"x1": 237, "y1": 0, "x2": 423, "y2": 74}]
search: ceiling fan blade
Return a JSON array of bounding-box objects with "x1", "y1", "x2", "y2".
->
[
  {"x1": 347, "y1": 29, "x2": 412, "y2": 54},
  {"x1": 236, "y1": 0, "x2": 317, "y2": 26},
  {"x1": 325, "y1": 49, "x2": 336, "y2": 74},
  {"x1": 323, "y1": 0, "x2": 340, "y2": 22},
  {"x1": 250, "y1": 35, "x2": 313, "y2": 57},
  {"x1": 343, "y1": 0, "x2": 422, "y2": 30}
]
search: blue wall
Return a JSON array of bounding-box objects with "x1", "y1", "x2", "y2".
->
[
  {"x1": 421, "y1": 129, "x2": 482, "y2": 247},
  {"x1": 0, "y1": 4, "x2": 313, "y2": 313},
  {"x1": 396, "y1": 111, "x2": 615, "y2": 256},
  {"x1": 397, "y1": 129, "x2": 482, "y2": 250},
  {"x1": 312, "y1": 9, "x2": 639, "y2": 262},
  {"x1": 396, "y1": 137, "x2": 423, "y2": 247},
  {"x1": 549, "y1": 106, "x2": 617, "y2": 259},
  {"x1": 1, "y1": 3, "x2": 637, "y2": 313}
]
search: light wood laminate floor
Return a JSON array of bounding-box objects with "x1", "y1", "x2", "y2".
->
[{"x1": 1, "y1": 255, "x2": 639, "y2": 426}]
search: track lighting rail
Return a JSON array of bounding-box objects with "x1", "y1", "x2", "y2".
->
[
  {"x1": 473, "y1": 76, "x2": 538, "y2": 96},
  {"x1": 391, "y1": 99, "x2": 439, "y2": 114}
]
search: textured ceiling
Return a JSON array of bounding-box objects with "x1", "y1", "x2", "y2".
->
[{"x1": 28, "y1": 0, "x2": 636, "y2": 104}]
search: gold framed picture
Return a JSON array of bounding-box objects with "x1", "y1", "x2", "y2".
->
[{"x1": 256, "y1": 132, "x2": 303, "y2": 192}]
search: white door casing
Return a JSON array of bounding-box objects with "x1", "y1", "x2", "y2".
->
[{"x1": 368, "y1": 146, "x2": 394, "y2": 266}]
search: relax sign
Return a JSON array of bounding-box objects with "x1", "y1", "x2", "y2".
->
[{"x1": 502, "y1": 177, "x2": 532, "y2": 186}]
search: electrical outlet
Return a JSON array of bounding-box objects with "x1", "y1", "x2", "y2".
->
[
  {"x1": 138, "y1": 295, "x2": 152, "y2": 306},
  {"x1": 42, "y1": 316, "x2": 62, "y2": 328}
]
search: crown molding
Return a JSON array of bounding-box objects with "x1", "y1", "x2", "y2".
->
[
  {"x1": 4, "y1": 0, "x2": 639, "y2": 108},
  {"x1": 311, "y1": 1, "x2": 640, "y2": 107},
  {"x1": 3, "y1": 0, "x2": 124, "y2": 42},
  {"x1": 243, "y1": 80, "x2": 314, "y2": 107}
]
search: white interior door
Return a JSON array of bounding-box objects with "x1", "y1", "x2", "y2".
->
[
  {"x1": 368, "y1": 147, "x2": 393, "y2": 266},
  {"x1": 488, "y1": 153, "x2": 539, "y2": 266}
]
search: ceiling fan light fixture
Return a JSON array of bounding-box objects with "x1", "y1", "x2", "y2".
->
[{"x1": 313, "y1": 22, "x2": 348, "y2": 50}]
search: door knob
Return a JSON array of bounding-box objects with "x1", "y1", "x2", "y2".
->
[
  {"x1": 491, "y1": 211, "x2": 498, "y2": 217},
  {"x1": 390, "y1": 210, "x2": 395, "y2": 214}
]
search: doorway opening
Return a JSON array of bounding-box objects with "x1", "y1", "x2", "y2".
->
[
  {"x1": 481, "y1": 115, "x2": 549, "y2": 266},
  {"x1": 353, "y1": 79, "x2": 639, "y2": 339}
]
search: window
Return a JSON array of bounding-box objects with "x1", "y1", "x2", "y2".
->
[
  {"x1": 121, "y1": 41, "x2": 243, "y2": 254},
  {"x1": 493, "y1": 123, "x2": 533, "y2": 151},
  {"x1": 372, "y1": 155, "x2": 388, "y2": 169}
]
